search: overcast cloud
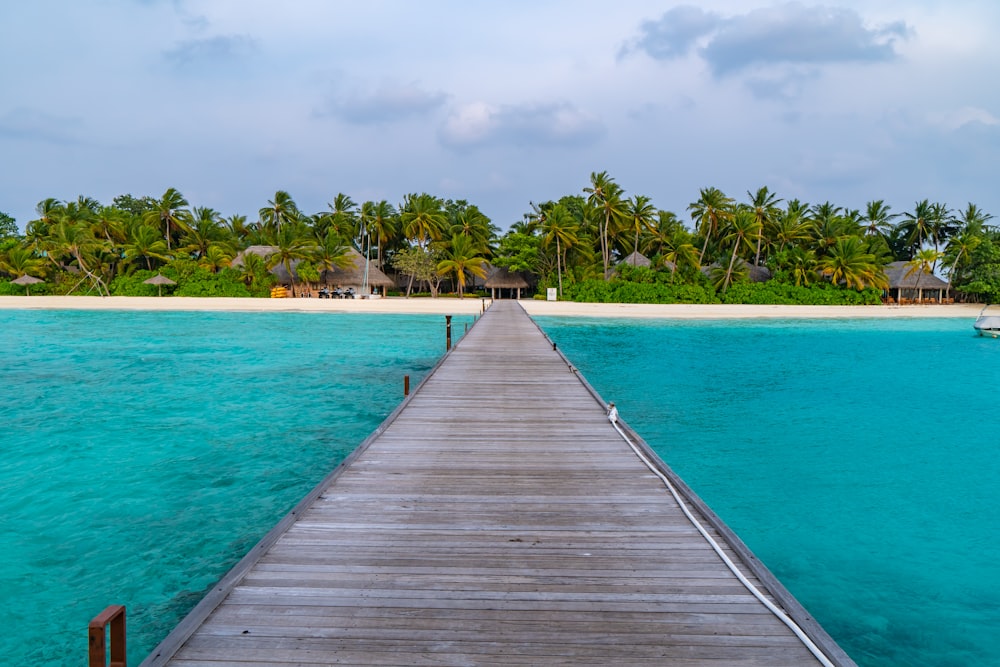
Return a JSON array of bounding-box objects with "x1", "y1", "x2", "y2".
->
[{"x1": 1, "y1": 1, "x2": 998, "y2": 230}]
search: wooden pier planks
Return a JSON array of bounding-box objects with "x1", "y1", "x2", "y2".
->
[{"x1": 145, "y1": 300, "x2": 853, "y2": 667}]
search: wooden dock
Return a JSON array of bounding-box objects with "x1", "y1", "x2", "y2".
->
[{"x1": 143, "y1": 301, "x2": 854, "y2": 667}]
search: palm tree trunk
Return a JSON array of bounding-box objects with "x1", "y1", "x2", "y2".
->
[
  {"x1": 599, "y1": 213, "x2": 609, "y2": 279},
  {"x1": 284, "y1": 259, "x2": 296, "y2": 297},
  {"x1": 723, "y1": 241, "x2": 740, "y2": 293},
  {"x1": 698, "y1": 228, "x2": 711, "y2": 266},
  {"x1": 556, "y1": 236, "x2": 563, "y2": 297}
]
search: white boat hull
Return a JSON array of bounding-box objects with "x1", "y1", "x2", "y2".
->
[{"x1": 974, "y1": 314, "x2": 1000, "y2": 337}]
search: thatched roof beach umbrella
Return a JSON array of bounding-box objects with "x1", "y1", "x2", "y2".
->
[
  {"x1": 143, "y1": 273, "x2": 176, "y2": 296},
  {"x1": 12, "y1": 274, "x2": 43, "y2": 295}
]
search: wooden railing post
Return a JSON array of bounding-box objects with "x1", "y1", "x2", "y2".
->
[
  {"x1": 445, "y1": 315, "x2": 452, "y2": 351},
  {"x1": 89, "y1": 605, "x2": 127, "y2": 667}
]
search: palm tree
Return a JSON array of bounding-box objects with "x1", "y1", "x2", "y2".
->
[
  {"x1": 928, "y1": 202, "x2": 955, "y2": 262},
  {"x1": 235, "y1": 251, "x2": 268, "y2": 288},
  {"x1": 955, "y1": 203, "x2": 994, "y2": 235},
  {"x1": 0, "y1": 246, "x2": 46, "y2": 279},
  {"x1": 184, "y1": 207, "x2": 225, "y2": 259},
  {"x1": 719, "y1": 208, "x2": 758, "y2": 293},
  {"x1": 583, "y1": 171, "x2": 625, "y2": 278},
  {"x1": 687, "y1": 187, "x2": 734, "y2": 265},
  {"x1": 400, "y1": 193, "x2": 446, "y2": 249},
  {"x1": 123, "y1": 224, "x2": 170, "y2": 270},
  {"x1": 904, "y1": 248, "x2": 944, "y2": 301},
  {"x1": 91, "y1": 206, "x2": 128, "y2": 246},
  {"x1": 861, "y1": 200, "x2": 898, "y2": 238},
  {"x1": 448, "y1": 203, "x2": 495, "y2": 254},
  {"x1": 770, "y1": 202, "x2": 813, "y2": 253},
  {"x1": 780, "y1": 246, "x2": 818, "y2": 286},
  {"x1": 224, "y1": 214, "x2": 249, "y2": 242},
  {"x1": 328, "y1": 193, "x2": 359, "y2": 244},
  {"x1": 258, "y1": 191, "x2": 301, "y2": 237},
  {"x1": 623, "y1": 195, "x2": 657, "y2": 259},
  {"x1": 198, "y1": 244, "x2": 234, "y2": 273},
  {"x1": 641, "y1": 210, "x2": 683, "y2": 257},
  {"x1": 747, "y1": 186, "x2": 782, "y2": 267},
  {"x1": 315, "y1": 229, "x2": 353, "y2": 282},
  {"x1": 266, "y1": 222, "x2": 318, "y2": 297},
  {"x1": 811, "y1": 202, "x2": 850, "y2": 253},
  {"x1": 542, "y1": 203, "x2": 579, "y2": 297},
  {"x1": 369, "y1": 200, "x2": 398, "y2": 269},
  {"x1": 818, "y1": 237, "x2": 886, "y2": 290},
  {"x1": 45, "y1": 218, "x2": 110, "y2": 295},
  {"x1": 660, "y1": 229, "x2": 700, "y2": 283},
  {"x1": 943, "y1": 228, "x2": 981, "y2": 292},
  {"x1": 898, "y1": 199, "x2": 934, "y2": 257},
  {"x1": 145, "y1": 188, "x2": 191, "y2": 252},
  {"x1": 436, "y1": 234, "x2": 488, "y2": 298}
]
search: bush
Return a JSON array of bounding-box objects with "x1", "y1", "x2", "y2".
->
[
  {"x1": 563, "y1": 279, "x2": 720, "y2": 304},
  {"x1": 0, "y1": 280, "x2": 52, "y2": 296},
  {"x1": 720, "y1": 282, "x2": 883, "y2": 305},
  {"x1": 108, "y1": 265, "x2": 270, "y2": 298}
]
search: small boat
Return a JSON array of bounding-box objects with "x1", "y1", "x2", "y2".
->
[{"x1": 974, "y1": 305, "x2": 1000, "y2": 338}]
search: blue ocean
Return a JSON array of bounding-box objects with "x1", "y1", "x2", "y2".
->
[
  {"x1": 1, "y1": 309, "x2": 997, "y2": 666},
  {"x1": 537, "y1": 315, "x2": 1000, "y2": 667},
  {"x1": 0, "y1": 309, "x2": 471, "y2": 666}
]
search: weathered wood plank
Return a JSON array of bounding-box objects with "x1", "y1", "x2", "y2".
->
[{"x1": 143, "y1": 301, "x2": 853, "y2": 667}]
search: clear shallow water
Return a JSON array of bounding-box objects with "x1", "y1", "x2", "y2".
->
[
  {"x1": 537, "y1": 316, "x2": 1000, "y2": 667},
  {"x1": 0, "y1": 309, "x2": 469, "y2": 666}
]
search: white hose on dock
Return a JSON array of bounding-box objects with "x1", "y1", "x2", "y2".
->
[{"x1": 608, "y1": 415, "x2": 837, "y2": 667}]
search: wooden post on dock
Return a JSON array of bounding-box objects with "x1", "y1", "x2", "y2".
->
[{"x1": 445, "y1": 315, "x2": 452, "y2": 351}]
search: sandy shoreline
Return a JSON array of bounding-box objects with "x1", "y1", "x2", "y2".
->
[{"x1": 0, "y1": 295, "x2": 984, "y2": 319}]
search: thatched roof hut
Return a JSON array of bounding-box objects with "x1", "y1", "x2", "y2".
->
[
  {"x1": 884, "y1": 261, "x2": 950, "y2": 303},
  {"x1": 232, "y1": 246, "x2": 393, "y2": 294},
  {"x1": 321, "y1": 248, "x2": 395, "y2": 289},
  {"x1": 619, "y1": 251, "x2": 651, "y2": 268},
  {"x1": 484, "y1": 266, "x2": 529, "y2": 299}
]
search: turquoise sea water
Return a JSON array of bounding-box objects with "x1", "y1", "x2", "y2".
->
[
  {"x1": 536, "y1": 316, "x2": 1000, "y2": 667},
  {"x1": 2, "y1": 311, "x2": 997, "y2": 666},
  {"x1": 0, "y1": 309, "x2": 470, "y2": 666}
]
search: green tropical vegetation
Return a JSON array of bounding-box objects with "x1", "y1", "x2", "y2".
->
[{"x1": 2, "y1": 174, "x2": 998, "y2": 303}]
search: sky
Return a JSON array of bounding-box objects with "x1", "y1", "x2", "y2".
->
[{"x1": 1, "y1": 1, "x2": 998, "y2": 232}]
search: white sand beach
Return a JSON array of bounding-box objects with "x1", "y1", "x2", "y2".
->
[{"x1": 0, "y1": 295, "x2": 984, "y2": 318}]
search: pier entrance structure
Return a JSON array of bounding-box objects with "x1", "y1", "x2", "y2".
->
[{"x1": 143, "y1": 301, "x2": 855, "y2": 666}]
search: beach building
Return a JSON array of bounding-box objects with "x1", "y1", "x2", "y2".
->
[
  {"x1": 232, "y1": 246, "x2": 394, "y2": 295},
  {"x1": 483, "y1": 265, "x2": 530, "y2": 299},
  {"x1": 884, "y1": 260, "x2": 951, "y2": 304}
]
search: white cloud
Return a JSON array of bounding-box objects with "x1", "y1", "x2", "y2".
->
[
  {"x1": 632, "y1": 3, "x2": 910, "y2": 75},
  {"x1": 439, "y1": 102, "x2": 604, "y2": 150},
  {"x1": 932, "y1": 107, "x2": 1000, "y2": 132}
]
